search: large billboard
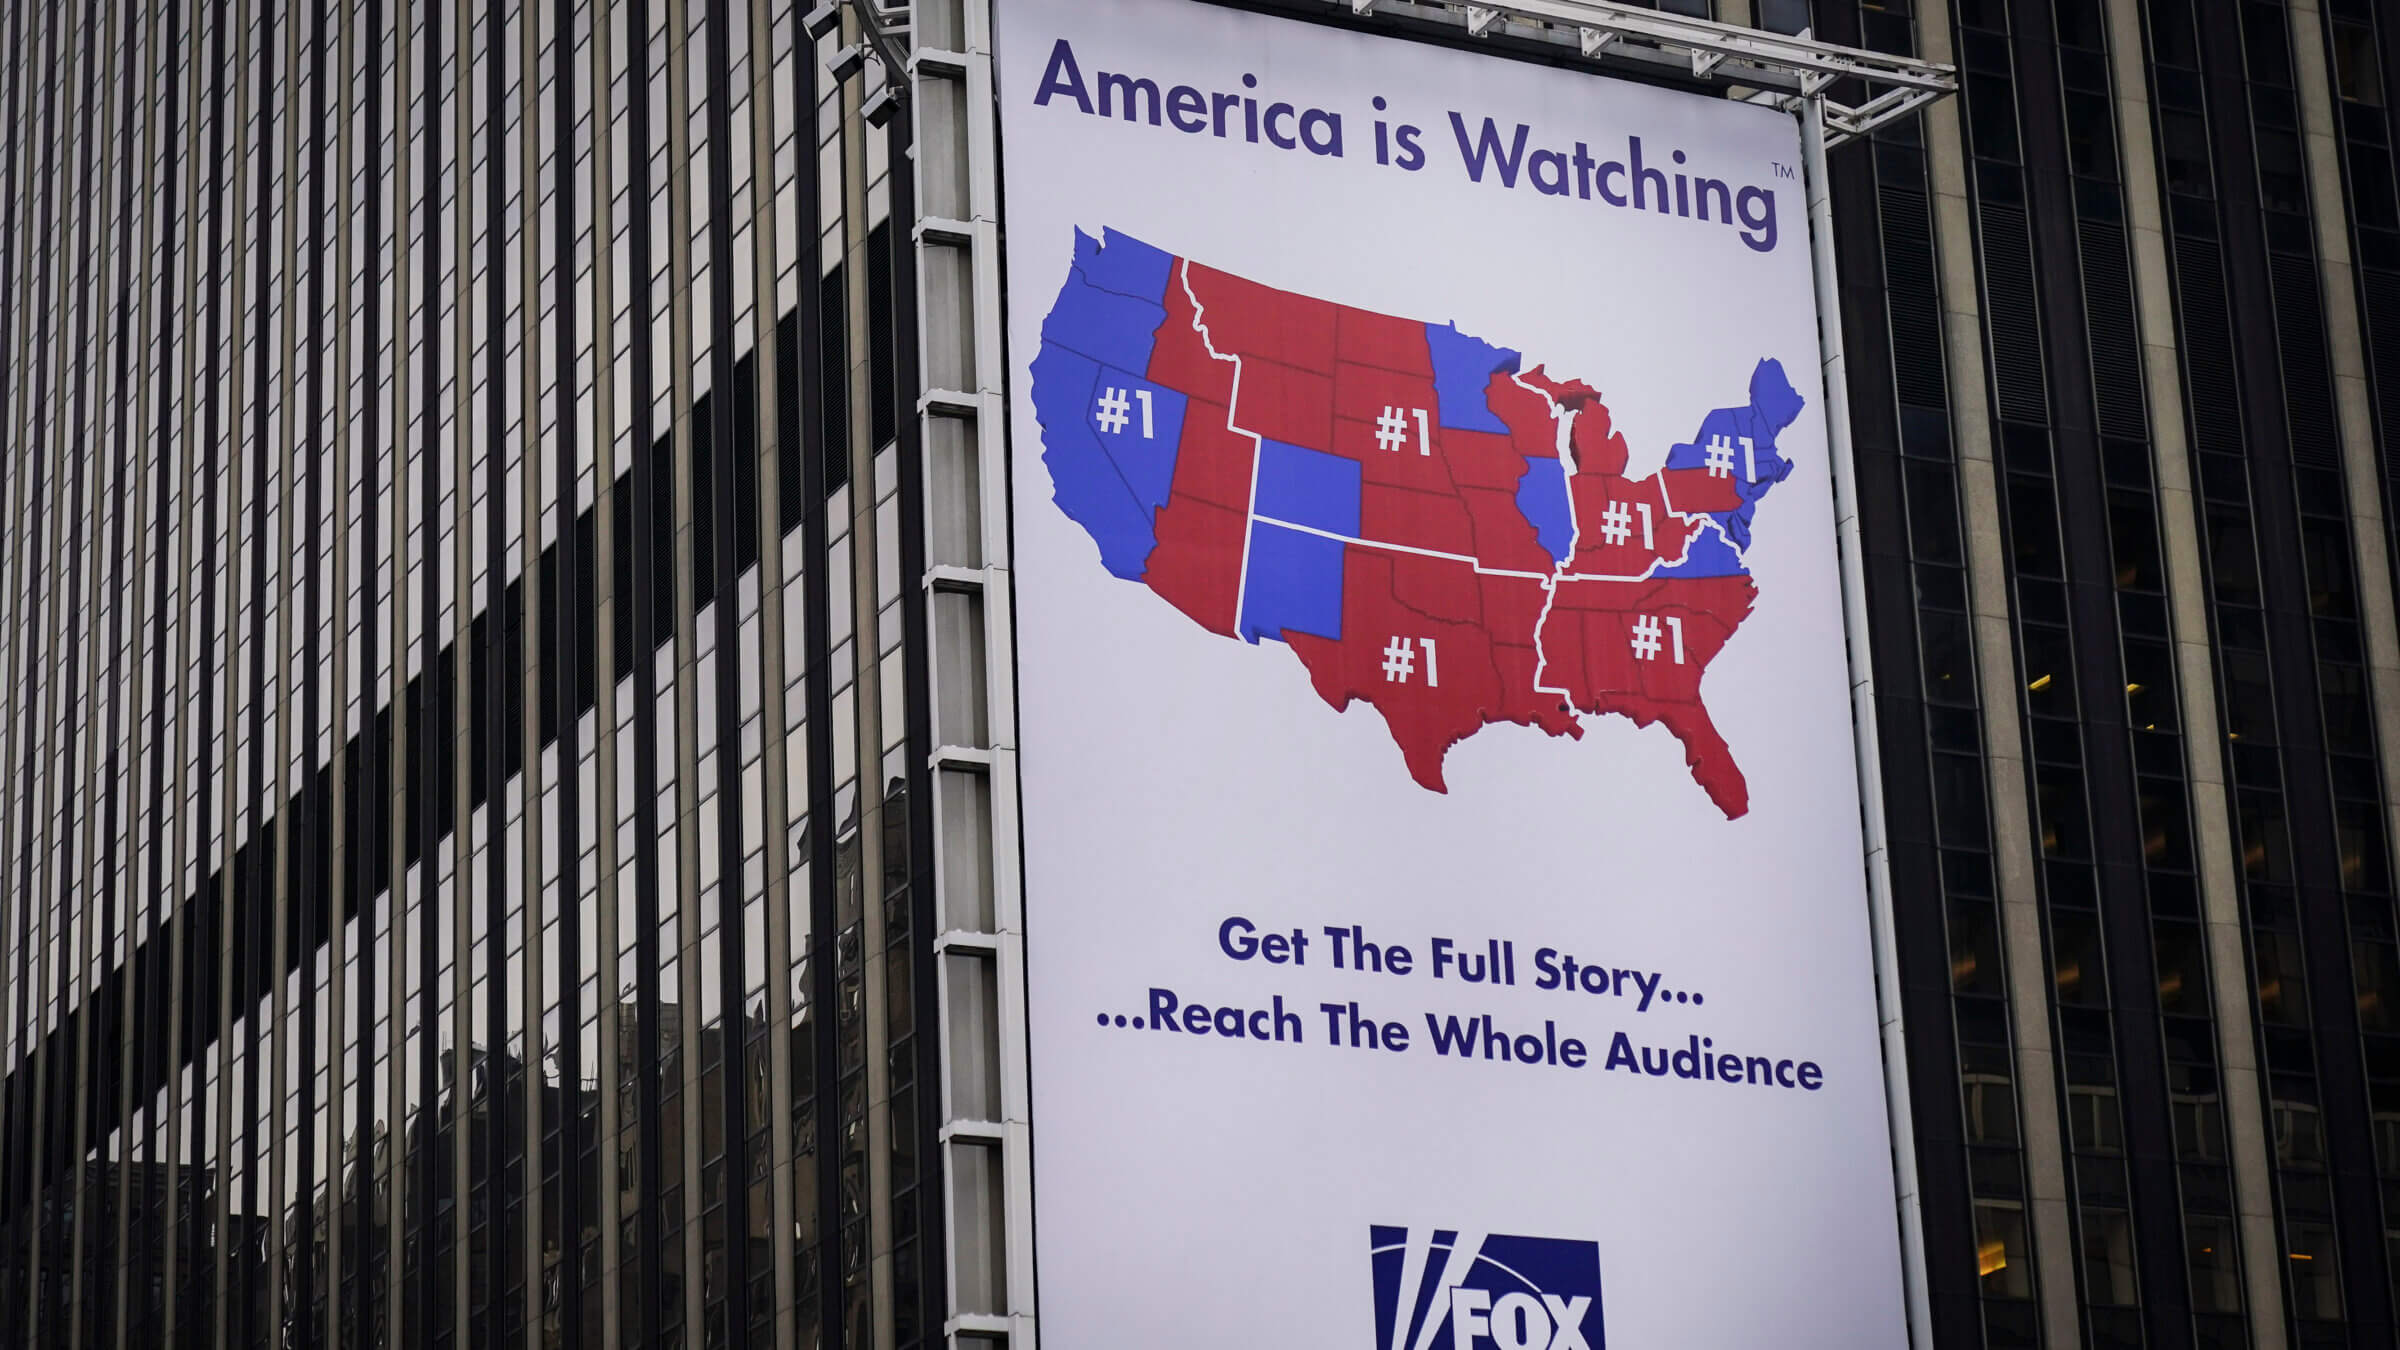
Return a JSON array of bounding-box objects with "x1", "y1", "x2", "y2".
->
[{"x1": 994, "y1": 1, "x2": 1907, "y2": 1344}]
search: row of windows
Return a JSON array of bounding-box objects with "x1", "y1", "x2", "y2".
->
[
  {"x1": 1827, "y1": 2, "x2": 2062, "y2": 1345},
  {"x1": 1953, "y1": 0, "x2": 2241, "y2": 1343},
  {"x1": 1850, "y1": 0, "x2": 2400, "y2": 1345},
  {"x1": 0, "y1": 2, "x2": 942, "y2": 1349},
  {"x1": 2150, "y1": 0, "x2": 2399, "y2": 1341},
  {"x1": 2318, "y1": 0, "x2": 2400, "y2": 1330}
]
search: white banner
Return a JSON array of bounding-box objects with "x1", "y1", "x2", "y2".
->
[{"x1": 995, "y1": 2, "x2": 1908, "y2": 1344}]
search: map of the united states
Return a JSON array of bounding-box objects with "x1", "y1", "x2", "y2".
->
[{"x1": 1030, "y1": 228, "x2": 1805, "y2": 819}]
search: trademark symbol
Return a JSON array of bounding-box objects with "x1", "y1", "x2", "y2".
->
[{"x1": 1773, "y1": 162, "x2": 1798, "y2": 179}]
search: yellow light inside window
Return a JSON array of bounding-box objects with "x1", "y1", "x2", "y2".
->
[
  {"x1": 1979, "y1": 1241, "x2": 2008, "y2": 1277},
  {"x1": 2028, "y1": 674, "x2": 2053, "y2": 692}
]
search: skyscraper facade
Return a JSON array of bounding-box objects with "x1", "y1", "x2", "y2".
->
[
  {"x1": 0, "y1": 0, "x2": 951, "y2": 1345},
  {"x1": 1826, "y1": 0, "x2": 2400, "y2": 1344},
  {"x1": 0, "y1": 1, "x2": 2396, "y2": 1349}
]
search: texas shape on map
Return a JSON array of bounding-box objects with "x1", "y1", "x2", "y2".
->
[{"x1": 1028, "y1": 227, "x2": 1805, "y2": 820}]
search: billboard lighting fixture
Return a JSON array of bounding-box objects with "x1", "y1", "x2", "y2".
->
[
  {"x1": 826, "y1": 42, "x2": 870, "y2": 83},
  {"x1": 1336, "y1": 0, "x2": 1957, "y2": 146},
  {"x1": 863, "y1": 83, "x2": 903, "y2": 128},
  {"x1": 813, "y1": 0, "x2": 913, "y2": 104}
]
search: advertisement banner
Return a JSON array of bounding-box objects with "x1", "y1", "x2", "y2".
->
[{"x1": 996, "y1": 1, "x2": 1908, "y2": 1343}]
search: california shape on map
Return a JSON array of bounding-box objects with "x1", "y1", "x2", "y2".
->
[{"x1": 1028, "y1": 228, "x2": 1806, "y2": 820}]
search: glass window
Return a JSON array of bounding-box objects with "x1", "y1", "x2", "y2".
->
[
  {"x1": 1935, "y1": 752, "x2": 1992, "y2": 848},
  {"x1": 2242, "y1": 1, "x2": 2295, "y2": 85},
  {"x1": 2037, "y1": 765, "x2": 2091, "y2": 860},
  {"x1": 2320, "y1": 663, "x2": 2375, "y2": 749},
  {"x1": 2335, "y1": 22, "x2": 2384, "y2": 105},
  {"x1": 2337, "y1": 797, "x2": 2391, "y2": 895},
  {"x1": 2206, "y1": 508, "x2": 2261, "y2": 606},
  {"x1": 2124, "y1": 643, "x2": 2180, "y2": 730},
  {"x1": 2188, "y1": 1215, "x2": 2243, "y2": 1314},
  {"x1": 2256, "y1": 928, "x2": 2311, "y2": 1024},
  {"x1": 2356, "y1": 943, "x2": 2400, "y2": 1032},
  {"x1": 2108, "y1": 494, "x2": 2164, "y2": 593},
  {"x1": 2375, "y1": 1110, "x2": 2400, "y2": 1175},
  {"x1": 1977, "y1": 1201, "x2": 2034, "y2": 1298},
  {"x1": 2052, "y1": 0, "x2": 2108, "y2": 53},
  {"x1": 2255, "y1": 129, "x2": 2308, "y2": 214},
  {"x1": 1922, "y1": 611, "x2": 1978, "y2": 707},
  {"x1": 1757, "y1": 0, "x2": 1812, "y2": 35},
  {"x1": 2301, "y1": 519, "x2": 2356, "y2": 616},
  {"x1": 2081, "y1": 1208, "x2": 2139, "y2": 1305},
  {"x1": 1906, "y1": 462, "x2": 1964, "y2": 565},
  {"x1": 2139, "y1": 779, "x2": 2193, "y2": 868},
  {"x1": 2156, "y1": 921, "x2": 2208, "y2": 1014},
  {"x1": 2064, "y1": 92, "x2": 2117, "y2": 180},
  {"x1": 1901, "y1": 404, "x2": 1952, "y2": 459},
  {"x1": 2287, "y1": 1221, "x2": 2344, "y2": 1320},
  {"x1": 2171, "y1": 1064, "x2": 2228, "y2": 1162},
  {"x1": 1967, "y1": 75, "x2": 2023, "y2": 164},
  {"x1": 2069, "y1": 1082, "x2": 2125, "y2": 1153},
  {"x1": 2162, "y1": 112, "x2": 2215, "y2": 197},
  {"x1": 1965, "y1": 1071, "x2": 2022, "y2": 1147},
  {"x1": 2053, "y1": 911, "x2": 2107, "y2": 1005},
  {"x1": 1952, "y1": 899, "x2": 2006, "y2": 996},
  {"x1": 2223, "y1": 653, "x2": 2278, "y2": 744},
  {"x1": 2275, "y1": 1099, "x2": 2327, "y2": 1167},
  {"x1": 2021, "y1": 624, "x2": 2076, "y2": 716},
  {"x1": 2349, "y1": 139, "x2": 2400, "y2": 230},
  {"x1": 2008, "y1": 476, "x2": 2064, "y2": 578},
  {"x1": 1956, "y1": 0, "x2": 2010, "y2": 34}
]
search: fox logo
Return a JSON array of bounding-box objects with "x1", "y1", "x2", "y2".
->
[{"x1": 1370, "y1": 1227, "x2": 1603, "y2": 1350}]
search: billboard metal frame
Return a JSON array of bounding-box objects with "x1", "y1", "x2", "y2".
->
[
  {"x1": 891, "y1": 3, "x2": 1959, "y2": 1347},
  {"x1": 1353, "y1": 0, "x2": 1955, "y2": 145}
]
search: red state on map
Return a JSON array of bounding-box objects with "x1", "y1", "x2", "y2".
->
[
  {"x1": 1520, "y1": 365, "x2": 1604, "y2": 415},
  {"x1": 1329, "y1": 352, "x2": 1474, "y2": 557},
  {"x1": 1185, "y1": 263, "x2": 1336, "y2": 450},
  {"x1": 1660, "y1": 465, "x2": 1747, "y2": 514},
  {"x1": 1185, "y1": 262, "x2": 1338, "y2": 373},
  {"x1": 1537, "y1": 575, "x2": 1757, "y2": 817},
  {"x1": 1143, "y1": 265, "x2": 1251, "y2": 637},
  {"x1": 1534, "y1": 385, "x2": 1703, "y2": 579},
  {"x1": 1329, "y1": 359, "x2": 1452, "y2": 473},
  {"x1": 1565, "y1": 469, "x2": 1703, "y2": 578},
  {"x1": 1285, "y1": 547, "x2": 1574, "y2": 792}
]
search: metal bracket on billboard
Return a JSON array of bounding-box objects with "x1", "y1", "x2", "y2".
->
[{"x1": 1341, "y1": 0, "x2": 1955, "y2": 146}]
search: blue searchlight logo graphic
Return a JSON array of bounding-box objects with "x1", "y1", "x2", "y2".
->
[{"x1": 1370, "y1": 1227, "x2": 1605, "y2": 1350}]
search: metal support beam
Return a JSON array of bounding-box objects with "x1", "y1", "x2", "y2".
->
[
  {"x1": 1335, "y1": 0, "x2": 1956, "y2": 144},
  {"x1": 1803, "y1": 93, "x2": 1936, "y2": 1350}
]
